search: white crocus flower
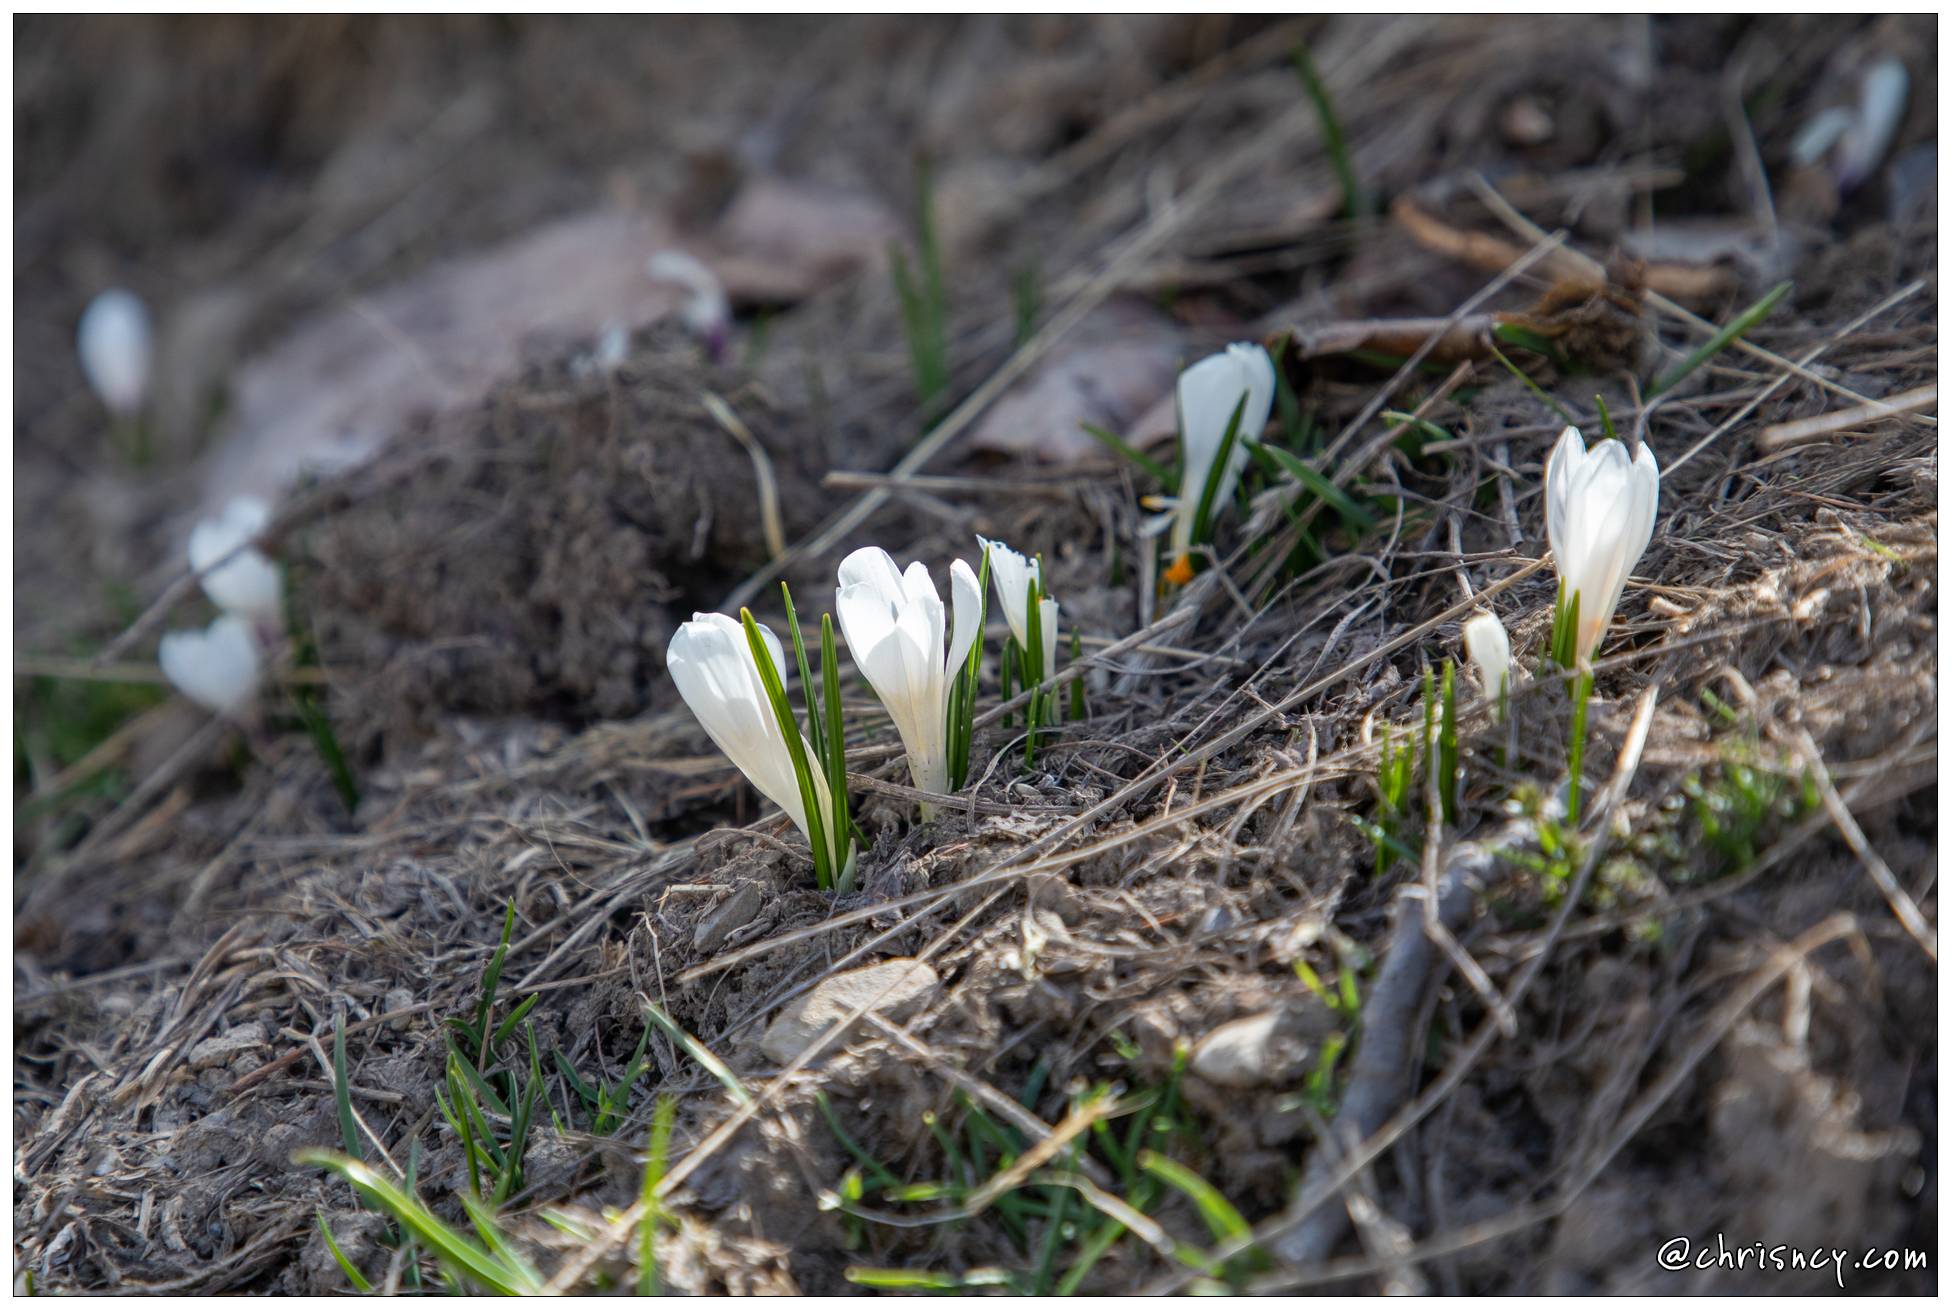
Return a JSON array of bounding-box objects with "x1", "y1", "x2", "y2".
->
[
  {"x1": 668, "y1": 612, "x2": 838, "y2": 865},
  {"x1": 1461, "y1": 611, "x2": 1513, "y2": 719},
  {"x1": 77, "y1": 288, "x2": 153, "y2": 419},
  {"x1": 1159, "y1": 343, "x2": 1276, "y2": 585},
  {"x1": 160, "y1": 615, "x2": 263, "y2": 721},
  {"x1": 835, "y1": 547, "x2": 982, "y2": 801},
  {"x1": 189, "y1": 497, "x2": 284, "y2": 629},
  {"x1": 976, "y1": 536, "x2": 1045, "y2": 651},
  {"x1": 1545, "y1": 425, "x2": 1660, "y2": 663},
  {"x1": 977, "y1": 536, "x2": 1059, "y2": 689}
]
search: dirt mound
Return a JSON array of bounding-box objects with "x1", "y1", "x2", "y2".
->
[{"x1": 297, "y1": 337, "x2": 818, "y2": 748}]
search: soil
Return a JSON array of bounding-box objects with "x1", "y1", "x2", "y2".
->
[{"x1": 13, "y1": 15, "x2": 1938, "y2": 1295}]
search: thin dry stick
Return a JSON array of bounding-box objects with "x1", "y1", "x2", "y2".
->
[
  {"x1": 1755, "y1": 382, "x2": 1937, "y2": 453},
  {"x1": 1792, "y1": 727, "x2": 1936, "y2": 959},
  {"x1": 700, "y1": 390, "x2": 788, "y2": 561}
]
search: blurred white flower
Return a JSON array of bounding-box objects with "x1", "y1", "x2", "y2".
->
[
  {"x1": 1461, "y1": 610, "x2": 1513, "y2": 718},
  {"x1": 189, "y1": 496, "x2": 284, "y2": 628},
  {"x1": 835, "y1": 547, "x2": 981, "y2": 800},
  {"x1": 159, "y1": 614, "x2": 263, "y2": 720},
  {"x1": 647, "y1": 250, "x2": 730, "y2": 356},
  {"x1": 668, "y1": 611, "x2": 838, "y2": 864},
  {"x1": 77, "y1": 288, "x2": 153, "y2": 419},
  {"x1": 1159, "y1": 343, "x2": 1276, "y2": 585},
  {"x1": 1545, "y1": 425, "x2": 1660, "y2": 663},
  {"x1": 1835, "y1": 57, "x2": 1909, "y2": 192},
  {"x1": 593, "y1": 322, "x2": 630, "y2": 373}
]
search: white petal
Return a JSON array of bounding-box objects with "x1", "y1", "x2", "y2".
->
[
  {"x1": 1222, "y1": 342, "x2": 1278, "y2": 444},
  {"x1": 1171, "y1": 344, "x2": 1275, "y2": 559},
  {"x1": 838, "y1": 546, "x2": 906, "y2": 603},
  {"x1": 160, "y1": 615, "x2": 262, "y2": 719},
  {"x1": 189, "y1": 497, "x2": 283, "y2": 625},
  {"x1": 1038, "y1": 597, "x2": 1060, "y2": 678},
  {"x1": 977, "y1": 535, "x2": 1034, "y2": 648},
  {"x1": 947, "y1": 558, "x2": 982, "y2": 676},
  {"x1": 77, "y1": 289, "x2": 153, "y2": 417},
  {"x1": 668, "y1": 612, "x2": 827, "y2": 847},
  {"x1": 1623, "y1": 441, "x2": 1661, "y2": 575},
  {"x1": 1544, "y1": 425, "x2": 1584, "y2": 573},
  {"x1": 838, "y1": 564, "x2": 943, "y2": 793},
  {"x1": 1462, "y1": 611, "x2": 1512, "y2": 714}
]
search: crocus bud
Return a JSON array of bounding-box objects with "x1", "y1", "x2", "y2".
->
[
  {"x1": 189, "y1": 497, "x2": 284, "y2": 629},
  {"x1": 1164, "y1": 343, "x2": 1276, "y2": 585},
  {"x1": 1545, "y1": 425, "x2": 1660, "y2": 663},
  {"x1": 668, "y1": 611, "x2": 840, "y2": 867},
  {"x1": 1462, "y1": 611, "x2": 1513, "y2": 719},
  {"x1": 77, "y1": 288, "x2": 153, "y2": 419},
  {"x1": 976, "y1": 537, "x2": 1043, "y2": 653},
  {"x1": 835, "y1": 547, "x2": 981, "y2": 799},
  {"x1": 159, "y1": 615, "x2": 263, "y2": 721}
]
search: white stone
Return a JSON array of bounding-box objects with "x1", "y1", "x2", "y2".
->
[{"x1": 758, "y1": 959, "x2": 939, "y2": 1065}]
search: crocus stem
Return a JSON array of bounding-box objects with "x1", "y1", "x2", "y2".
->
[{"x1": 1566, "y1": 667, "x2": 1593, "y2": 826}]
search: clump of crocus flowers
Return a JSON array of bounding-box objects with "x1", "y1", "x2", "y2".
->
[
  {"x1": 669, "y1": 535, "x2": 1070, "y2": 887},
  {"x1": 668, "y1": 354, "x2": 1666, "y2": 889}
]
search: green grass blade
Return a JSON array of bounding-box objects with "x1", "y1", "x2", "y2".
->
[
  {"x1": 316, "y1": 1211, "x2": 374, "y2": 1293},
  {"x1": 820, "y1": 612, "x2": 850, "y2": 869},
  {"x1": 491, "y1": 993, "x2": 540, "y2": 1053},
  {"x1": 1593, "y1": 392, "x2": 1619, "y2": 442},
  {"x1": 332, "y1": 1009, "x2": 363, "y2": 1162},
  {"x1": 1567, "y1": 668, "x2": 1593, "y2": 826},
  {"x1": 781, "y1": 582, "x2": 826, "y2": 765},
  {"x1": 551, "y1": 1049, "x2": 596, "y2": 1113},
  {"x1": 637, "y1": 1094, "x2": 677, "y2": 1295},
  {"x1": 445, "y1": 1035, "x2": 511, "y2": 1119},
  {"x1": 1650, "y1": 280, "x2": 1791, "y2": 398},
  {"x1": 1255, "y1": 442, "x2": 1377, "y2": 533},
  {"x1": 1188, "y1": 392, "x2": 1250, "y2": 550},
  {"x1": 1137, "y1": 1151, "x2": 1252, "y2": 1246},
  {"x1": 1012, "y1": 261, "x2": 1041, "y2": 348},
  {"x1": 741, "y1": 608, "x2": 832, "y2": 887},
  {"x1": 1068, "y1": 630, "x2": 1085, "y2": 721},
  {"x1": 1490, "y1": 320, "x2": 1562, "y2": 362},
  {"x1": 1488, "y1": 342, "x2": 1575, "y2": 425},
  {"x1": 296, "y1": 1152, "x2": 539, "y2": 1295},
  {"x1": 643, "y1": 1001, "x2": 753, "y2": 1108},
  {"x1": 1292, "y1": 44, "x2": 1365, "y2": 219},
  {"x1": 1079, "y1": 421, "x2": 1171, "y2": 484},
  {"x1": 846, "y1": 1267, "x2": 965, "y2": 1291},
  {"x1": 817, "y1": 1092, "x2": 903, "y2": 1191},
  {"x1": 472, "y1": 902, "x2": 516, "y2": 1065},
  {"x1": 1439, "y1": 660, "x2": 1459, "y2": 823},
  {"x1": 458, "y1": 1193, "x2": 544, "y2": 1292}
]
